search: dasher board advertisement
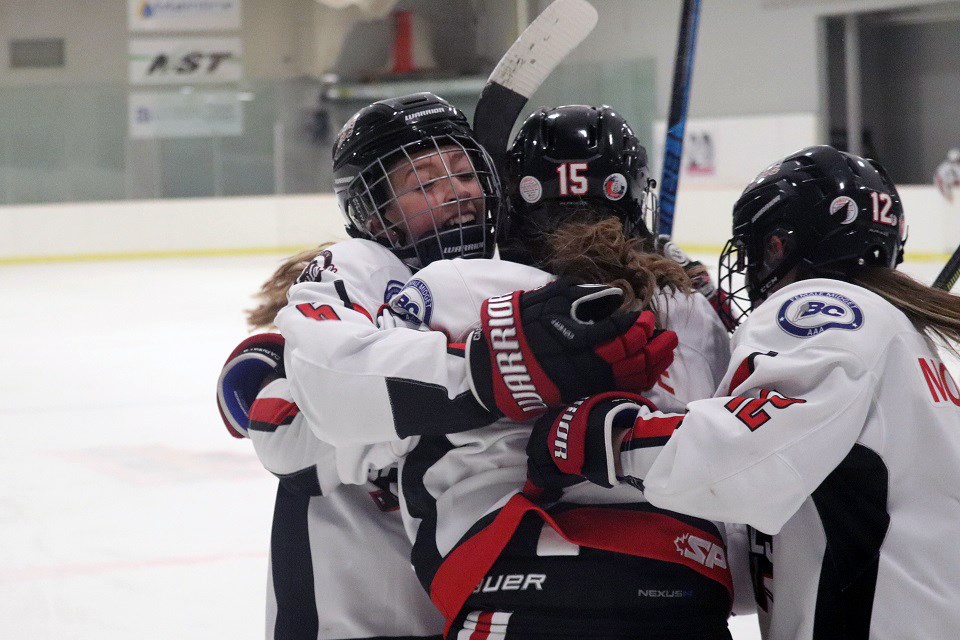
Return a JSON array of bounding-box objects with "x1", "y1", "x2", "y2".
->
[
  {"x1": 129, "y1": 38, "x2": 243, "y2": 84},
  {"x1": 128, "y1": 1, "x2": 242, "y2": 32},
  {"x1": 129, "y1": 90, "x2": 244, "y2": 138}
]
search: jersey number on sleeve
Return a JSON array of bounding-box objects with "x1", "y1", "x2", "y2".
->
[
  {"x1": 297, "y1": 303, "x2": 341, "y2": 321},
  {"x1": 724, "y1": 389, "x2": 805, "y2": 431}
]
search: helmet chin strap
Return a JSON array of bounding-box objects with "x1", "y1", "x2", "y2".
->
[{"x1": 412, "y1": 221, "x2": 492, "y2": 268}]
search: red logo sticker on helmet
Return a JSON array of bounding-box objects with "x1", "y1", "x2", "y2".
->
[
  {"x1": 335, "y1": 113, "x2": 359, "y2": 153},
  {"x1": 603, "y1": 173, "x2": 628, "y2": 201},
  {"x1": 829, "y1": 196, "x2": 858, "y2": 225},
  {"x1": 519, "y1": 175, "x2": 543, "y2": 203}
]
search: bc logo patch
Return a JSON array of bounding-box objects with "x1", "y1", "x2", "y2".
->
[
  {"x1": 777, "y1": 291, "x2": 863, "y2": 338},
  {"x1": 383, "y1": 279, "x2": 404, "y2": 303},
  {"x1": 389, "y1": 278, "x2": 433, "y2": 325}
]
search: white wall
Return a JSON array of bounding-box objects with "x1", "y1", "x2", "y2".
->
[
  {"x1": 0, "y1": 186, "x2": 953, "y2": 264},
  {"x1": 0, "y1": 195, "x2": 347, "y2": 262},
  {"x1": 554, "y1": 0, "x2": 957, "y2": 121}
]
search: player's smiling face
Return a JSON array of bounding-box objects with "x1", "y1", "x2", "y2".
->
[{"x1": 377, "y1": 145, "x2": 484, "y2": 244}]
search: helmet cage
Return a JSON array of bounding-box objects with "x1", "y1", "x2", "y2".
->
[
  {"x1": 717, "y1": 223, "x2": 805, "y2": 329},
  {"x1": 340, "y1": 133, "x2": 500, "y2": 268}
]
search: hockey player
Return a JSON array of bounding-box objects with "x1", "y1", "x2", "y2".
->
[
  {"x1": 219, "y1": 93, "x2": 674, "y2": 639},
  {"x1": 215, "y1": 91, "x2": 502, "y2": 640},
  {"x1": 935, "y1": 147, "x2": 960, "y2": 202},
  {"x1": 219, "y1": 253, "x2": 443, "y2": 640},
  {"x1": 381, "y1": 106, "x2": 744, "y2": 639},
  {"x1": 527, "y1": 145, "x2": 960, "y2": 639},
  {"x1": 275, "y1": 95, "x2": 673, "y2": 449}
]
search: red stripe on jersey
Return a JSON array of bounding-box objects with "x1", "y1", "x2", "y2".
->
[
  {"x1": 728, "y1": 357, "x2": 752, "y2": 394},
  {"x1": 431, "y1": 494, "x2": 534, "y2": 635},
  {"x1": 728, "y1": 351, "x2": 779, "y2": 394},
  {"x1": 469, "y1": 611, "x2": 495, "y2": 640},
  {"x1": 351, "y1": 303, "x2": 373, "y2": 322},
  {"x1": 296, "y1": 303, "x2": 340, "y2": 322},
  {"x1": 249, "y1": 397, "x2": 299, "y2": 427}
]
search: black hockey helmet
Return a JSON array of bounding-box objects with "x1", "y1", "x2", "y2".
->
[
  {"x1": 503, "y1": 105, "x2": 655, "y2": 246},
  {"x1": 718, "y1": 145, "x2": 906, "y2": 328},
  {"x1": 332, "y1": 92, "x2": 501, "y2": 269}
]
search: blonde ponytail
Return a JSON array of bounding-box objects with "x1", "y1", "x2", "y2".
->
[
  {"x1": 246, "y1": 244, "x2": 333, "y2": 330},
  {"x1": 853, "y1": 266, "x2": 960, "y2": 355}
]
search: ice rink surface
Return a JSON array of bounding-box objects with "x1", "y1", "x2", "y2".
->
[{"x1": 0, "y1": 252, "x2": 952, "y2": 640}]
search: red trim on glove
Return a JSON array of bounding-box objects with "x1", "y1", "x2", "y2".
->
[
  {"x1": 222, "y1": 333, "x2": 285, "y2": 364},
  {"x1": 625, "y1": 414, "x2": 685, "y2": 440},
  {"x1": 480, "y1": 291, "x2": 562, "y2": 421}
]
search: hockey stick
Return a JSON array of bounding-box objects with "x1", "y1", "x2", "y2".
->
[
  {"x1": 933, "y1": 244, "x2": 960, "y2": 291},
  {"x1": 472, "y1": 0, "x2": 599, "y2": 183},
  {"x1": 656, "y1": 0, "x2": 703, "y2": 239}
]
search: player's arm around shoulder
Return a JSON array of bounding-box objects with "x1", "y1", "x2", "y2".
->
[
  {"x1": 219, "y1": 342, "x2": 410, "y2": 495},
  {"x1": 247, "y1": 377, "x2": 342, "y2": 495},
  {"x1": 277, "y1": 243, "x2": 502, "y2": 447},
  {"x1": 641, "y1": 279, "x2": 885, "y2": 533}
]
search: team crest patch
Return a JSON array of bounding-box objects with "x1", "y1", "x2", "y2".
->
[
  {"x1": 383, "y1": 279, "x2": 404, "y2": 303},
  {"x1": 777, "y1": 291, "x2": 863, "y2": 338},
  {"x1": 603, "y1": 173, "x2": 628, "y2": 201},
  {"x1": 389, "y1": 278, "x2": 433, "y2": 325},
  {"x1": 829, "y1": 196, "x2": 858, "y2": 225},
  {"x1": 519, "y1": 176, "x2": 542, "y2": 203}
]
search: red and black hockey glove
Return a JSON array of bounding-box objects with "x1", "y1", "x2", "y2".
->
[
  {"x1": 526, "y1": 392, "x2": 654, "y2": 491},
  {"x1": 216, "y1": 333, "x2": 285, "y2": 438},
  {"x1": 465, "y1": 277, "x2": 678, "y2": 422}
]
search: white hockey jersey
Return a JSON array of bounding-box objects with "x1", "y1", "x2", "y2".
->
[
  {"x1": 275, "y1": 239, "x2": 496, "y2": 447},
  {"x1": 247, "y1": 238, "x2": 445, "y2": 639},
  {"x1": 251, "y1": 380, "x2": 442, "y2": 640},
  {"x1": 384, "y1": 258, "x2": 741, "y2": 623},
  {"x1": 623, "y1": 278, "x2": 960, "y2": 640}
]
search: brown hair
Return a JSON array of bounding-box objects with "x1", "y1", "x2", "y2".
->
[
  {"x1": 853, "y1": 266, "x2": 960, "y2": 355},
  {"x1": 528, "y1": 212, "x2": 693, "y2": 316},
  {"x1": 246, "y1": 243, "x2": 333, "y2": 330}
]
